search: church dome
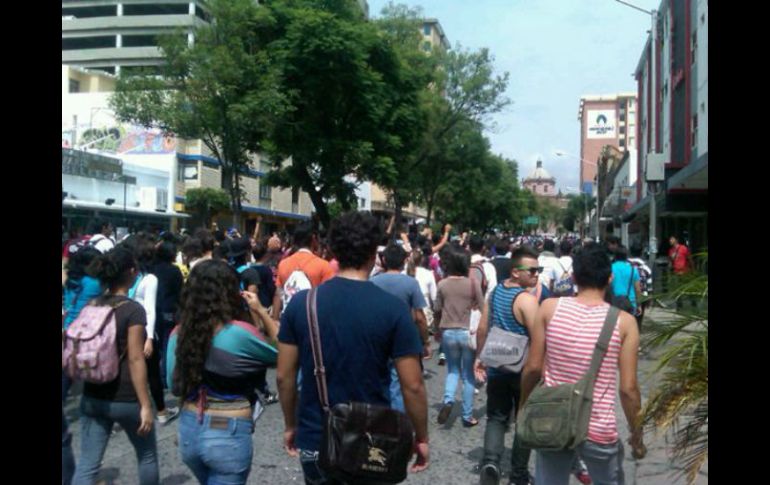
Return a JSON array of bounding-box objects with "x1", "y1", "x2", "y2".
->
[{"x1": 524, "y1": 160, "x2": 555, "y2": 183}]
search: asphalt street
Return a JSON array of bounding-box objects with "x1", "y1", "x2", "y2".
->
[{"x1": 64, "y1": 307, "x2": 707, "y2": 485}]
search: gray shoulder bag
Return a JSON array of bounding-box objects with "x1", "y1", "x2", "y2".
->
[
  {"x1": 478, "y1": 287, "x2": 530, "y2": 373},
  {"x1": 517, "y1": 306, "x2": 620, "y2": 451}
]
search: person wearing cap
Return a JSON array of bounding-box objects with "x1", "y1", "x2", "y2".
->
[{"x1": 228, "y1": 237, "x2": 260, "y2": 295}]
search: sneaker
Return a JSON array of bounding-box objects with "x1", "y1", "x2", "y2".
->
[
  {"x1": 438, "y1": 353, "x2": 446, "y2": 366},
  {"x1": 574, "y1": 470, "x2": 592, "y2": 484},
  {"x1": 157, "y1": 406, "x2": 180, "y2": 425},
  {"x1": 437, "y1": 402, "x2": 453, "y2": 424},
  {"x1": 474, "y1": 387, "x2": 480, "y2": 395},
  {"x1": 479, "y1": 463, "x2": 500, "y2": 485}
]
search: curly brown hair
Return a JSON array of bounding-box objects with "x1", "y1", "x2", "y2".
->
[{"x1": 173, "y1": 259, "x2": 251, "y2": 398}]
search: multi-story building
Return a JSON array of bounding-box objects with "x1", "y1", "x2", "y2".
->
[
  {"x1": 421, "y1": 18, "x2": 450, "y2": 51},
  {"x1": 624, "y1": 0, "x2": 708, "y2": 254},
  {"x1": 62, "y1": 1, "x2": 211, "y2": 75},
  {"x1": 62, "y1": 64, "x2": 313, "y2": 236},
  {"x1": 577, "y1": 92, "x2": 638, "y2": 194}
]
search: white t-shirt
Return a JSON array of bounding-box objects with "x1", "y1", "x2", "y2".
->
[
  {"x1": 555, "y1": 256, "x2": 573, "y2": 278},
  {"x1": 470, "y1": 254, "x2": 498, "y2": 297},
  {"x1": 408, "y1": 266, "x2": 437, "y2": 309},
  {"x1": 89, "y1": 234, "x2": 116, "y2": 254},
  {"x1": 538, "y1": 252, "x2": 561, "y2": 290},
  {"x1": 132, "y1": 273, "x2": 158, "y2": 340}
]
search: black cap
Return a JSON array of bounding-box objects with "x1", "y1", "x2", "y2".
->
[{"x1": 226, "y1": 237, "x2": 251, "y2": 259}]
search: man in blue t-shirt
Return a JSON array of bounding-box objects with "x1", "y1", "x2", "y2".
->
[
  {"x1": 277, "y1": 212, "x2": 430, "y2": 484},
  {"x1": 371, "y1": 243, "x2": 431, "y2": 412}
]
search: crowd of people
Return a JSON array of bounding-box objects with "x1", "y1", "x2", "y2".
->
[{"x1": 63, "y1": 213, "x2": 695, "y2": 485}]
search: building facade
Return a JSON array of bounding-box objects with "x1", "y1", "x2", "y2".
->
[
  {"x1": 578, "y1": 92, "x2": 637, "y2": 193},
  {"x1": 62, "y1": 1, "x2": 211, "y2": 75},
  {"x1": 625, "y1": 0, "x2": 708, "y2": 255},
  {"x1": 62, "y1": 65, "x2": 312, "y2": 236}
]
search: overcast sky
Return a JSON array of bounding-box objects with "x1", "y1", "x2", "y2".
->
[{"x1": 368, "y1": 0, "x2": 658, "y2": 192}]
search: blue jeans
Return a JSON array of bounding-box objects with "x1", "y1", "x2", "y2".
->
[
  {"x1": 178, "y1": 410, "x2": 254, "y2": 485},
  {"x1": 388, "y1": 361, "x2": 405, "y2": 412},
  {"x1": 442, "y1": 329, "x2": 476, "y2": 420},
  {"x1": 62, "y1": 406, "x2": 75, "y2": 485},
  {"x1": 73, "y1": 397, "x2": 159, "y2": 485},
  {"x1": 536, "y1": 440, "x2": 626, "y2": 485}
]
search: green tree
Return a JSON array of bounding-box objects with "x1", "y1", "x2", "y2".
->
[
  {"x1": 563, "y1": 193, "x2": 595, "y2": 235},
  {"x1": 110, "y1": 0, "x2": 287, "y2": 227},
  {"x1": 261, "y1": 0, "x2": 418, "y2": 228},
  {"x1": 642, "y1": 252, "x2": 708, "y2": 484},
  {"x1": 184, "y1": 187, "x2": 231, "y2": 228}
]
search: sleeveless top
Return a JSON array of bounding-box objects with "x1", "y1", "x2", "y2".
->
[
  {"x1": 543, "y1": 298, "x2": 622, "y2": 444},
  {"x1": 487, "y1": 284, "x2": 527, "y2": 377}
]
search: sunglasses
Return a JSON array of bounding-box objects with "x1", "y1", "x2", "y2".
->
[{"x1": 515, "y1": 266, "x2": 543, "y2": 275}]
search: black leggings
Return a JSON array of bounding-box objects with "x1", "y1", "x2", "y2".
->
[{"x1": 147, "y1": 343, "x2": 166, "y2": 412}]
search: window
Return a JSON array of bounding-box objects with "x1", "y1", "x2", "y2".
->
[
  {"x1": 628, "y1": 99, "x2": 635, "y2": 108},
  {"x1": 629, "y1": 136, "x2": 635, "y2": 147},
  {"x1": 122, "y1": 35, "x2": 157, "y2": 47},
  {"x1": 62, "y1": 36, "x2": 116, "y2": 50},
  {"x1": 423, "y1": 24, "x2": 431, "y2": 36},
  {"x1": 90, "y1": 66, "x2": 116, "y2": 75},
  {"x1": 360, "y1": 198, "x2": 366, "y2": 208},
  {"x1": 619, "y1": 126, "x2": 626, "y2": 135},
  {"x1": 195, "y1": 5, "x2": 211, "y2": 22},
  {"x1": 292, "y1": 186, "x2": 300, "y2": 205},
  {"x1": 260, "y1": 184, "x2": 271, "y2": 200},
  {"x1": 691, "y1": 114, "x2": 698, "y2": 148},
  {"x1": 422, "y1": 41, "x2": 431, "y2": 52},
  {"x1": 122, "y1": 4, "x2": 188, "y2": 16},
  {"x1": 177, "y1": 161, "x2": 198, "y2": 182},
  {"x1": 69, "y1": 79, "x2": 80, "y2": 93},
  {"x1": 619, "y1": 113, "x2": 626, "y2": 122},
  {"x1": 62, "y1": 5, "x2": 117, "y2": 18},
  {"x1": 619, "y1": 139, "x2": 626, "y2": 147}
]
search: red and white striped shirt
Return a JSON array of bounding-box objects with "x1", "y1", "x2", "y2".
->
[{"x1": 543, "y1": 298, "x2": 622, "y2": 444}]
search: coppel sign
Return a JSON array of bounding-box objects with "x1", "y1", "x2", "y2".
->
[{"x1": 586, "y1": 110, "x2": 616, "y2": 139}]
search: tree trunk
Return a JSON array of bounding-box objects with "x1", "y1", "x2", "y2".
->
[
  {"x1": 307, "y1": 187, "x2": 330, "y2": 229},
  {"x1": 425, "y1": 187, "x2": 438, "y2": 227},
  {"x1": 392, "y1": 191, "x2": 404, "y2": 241}
]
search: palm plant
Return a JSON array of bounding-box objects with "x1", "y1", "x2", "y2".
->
[{"x1": 641, "y1": 252, "x2": 708, "y2": 484}]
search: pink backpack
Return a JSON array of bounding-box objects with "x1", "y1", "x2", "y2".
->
[{"x1": 62, "y1": 300, "x2": 127, "y2": 384}]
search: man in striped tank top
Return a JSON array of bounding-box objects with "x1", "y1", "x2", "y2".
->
[
  {"x1": 474, "y1": 246, "x2": 541, "y2": 485},
  {"x1": 521, "y1": 243, "x2": 646, "y2": 485}
]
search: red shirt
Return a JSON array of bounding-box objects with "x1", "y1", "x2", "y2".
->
[{"x1": 668, "y1": 244, "x2": 690, "y2": 274}]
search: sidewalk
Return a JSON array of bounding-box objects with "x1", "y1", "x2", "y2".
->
[{"x1": 622, "y1": 306, "x2": 708, "y2": 485}]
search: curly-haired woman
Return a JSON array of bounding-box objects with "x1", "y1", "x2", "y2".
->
[{"x1": 166, "y1": 259, "x2": 278, "y2": 485}]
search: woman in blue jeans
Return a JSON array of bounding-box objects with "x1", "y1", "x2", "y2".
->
[
  {"x1": 167, "y1": 260, "x2": 279, "y2": 485},
  {"x1": 73, "y1": 248, "x2": 158, "y2": 485},
  {"x1": 434, "y1": 245, "x2": 485, "y2": 427}
]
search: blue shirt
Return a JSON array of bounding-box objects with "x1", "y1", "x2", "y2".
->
[
  {"x1": 63, "y1": 276, "x2": 103, "y2": 329},
  {"x1": 278, "y1": 277, "x2": 423, "y2": 452},
  {"x1": 370, "y1": 272, "x2": 428, "y2": 310},
  {"x1": 611, "y1": 261, "x2": 639, "y2": 309}
]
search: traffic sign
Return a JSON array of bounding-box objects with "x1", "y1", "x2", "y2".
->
[{"x1": 524, "y1": 216, "x2": 539, "y2": 225}]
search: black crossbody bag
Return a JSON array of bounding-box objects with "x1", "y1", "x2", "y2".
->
[{"x1": 306, "y1": 287, "x2": 415, "y2": 484}]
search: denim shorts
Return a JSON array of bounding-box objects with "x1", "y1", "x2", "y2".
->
[{"x1": 178, "y1": 410, "x2": 254, "y2": 485}]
